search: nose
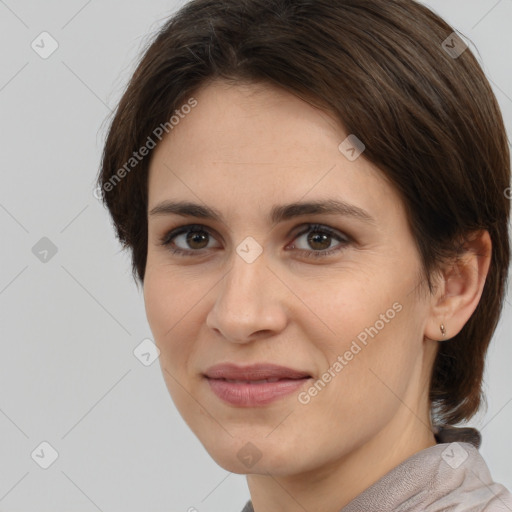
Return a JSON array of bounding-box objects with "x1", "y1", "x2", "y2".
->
[{"x1": 206, "y1": 250, "x2": 288, "y2": 344}]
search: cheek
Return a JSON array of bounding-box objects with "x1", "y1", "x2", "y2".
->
[
  {"x1": 143, "y1": 272, "x2": 171, "y2": 337},
  {"x1": 332, "y1": 301, "x2": 421, "y2": 409},
  {"x1": 144, "y1": 260, "x2": 195, "y2": 325},
  {"x1": 143, "y1": 268, "x2": 197, "y2": 359},
  {"x1": 303, "y1": 271, "x2": 420, "y2": 391},
  {"x1": 292, "y1": 270, "x2": 393, "y2": 352},
  {"x1": 143, "y1": 279, "x2": 217, "y2": 444}
]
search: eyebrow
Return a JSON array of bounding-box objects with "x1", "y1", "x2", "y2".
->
[{"x1": 148, "y1": 199, "x2": 376, "y2": 226}]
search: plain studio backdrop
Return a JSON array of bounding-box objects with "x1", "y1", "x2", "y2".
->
[{"x1": 0, "y1": 1, "x2": 511, "y2": 511}]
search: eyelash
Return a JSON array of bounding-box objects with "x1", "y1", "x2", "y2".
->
[{"x1": 158, "y1": 223, "x2": 351, "y2": 259}]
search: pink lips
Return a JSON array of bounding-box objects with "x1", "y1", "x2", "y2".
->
[{"x1": 204, "y1": 363, "x2": 312, "y2": 407}]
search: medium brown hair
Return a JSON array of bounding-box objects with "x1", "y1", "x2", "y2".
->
[{"x1": 97, "y1": 0, "x2": 510, "y2": 426}]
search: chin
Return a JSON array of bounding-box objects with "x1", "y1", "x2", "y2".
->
[{"x1": 200, "y1": 435, "x2": 299, "y2": 476}]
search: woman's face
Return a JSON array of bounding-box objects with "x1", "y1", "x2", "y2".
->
[{"x1": 144, "y1": 80, "x2": 439, "y2": 475}]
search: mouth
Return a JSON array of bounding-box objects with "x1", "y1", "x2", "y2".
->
[
  {"x1": 203, "y1": 363, "x2": 312, "y2": 406},
  {"x1": 204, "y1": 362, "x2": 312, "y2": 381},
  {"x1": 220, "y1": 377, "x2": 297, "y2": 384}
]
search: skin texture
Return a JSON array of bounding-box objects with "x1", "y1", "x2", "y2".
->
[{"x1": 143, "y1": 80, "x2": 491, "y2": 512}]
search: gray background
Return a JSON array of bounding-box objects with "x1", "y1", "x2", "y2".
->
[{"x1": 0, "y1": 1, "x2": 511, "y2": 511}]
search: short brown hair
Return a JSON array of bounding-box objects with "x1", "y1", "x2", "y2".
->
[{"x1": 97, "y1": 0, "x2": 510, "y2": 426}]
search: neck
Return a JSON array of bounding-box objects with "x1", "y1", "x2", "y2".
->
[{"x1": 246, "y1": 407, "x2": 437, "y2": 512}]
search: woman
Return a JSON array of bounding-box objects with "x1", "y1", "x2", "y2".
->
[{"x1": 96, "y1": 0, "x2": 512, "y2": 510}]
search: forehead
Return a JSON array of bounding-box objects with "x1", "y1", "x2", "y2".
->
[
  {"x1": 147, "y1": 80, "x2": 402, "y2": 225},
  {"x1": 151, "y1": 80, "x2": 348, "y2": 167}
]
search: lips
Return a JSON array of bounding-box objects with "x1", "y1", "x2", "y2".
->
[
  {"x1": 204, "y1": 363, "x2": 311, "y2": 381},
  {"x1": 204, "y1": 363, "x2": 312, "y2": 406}
]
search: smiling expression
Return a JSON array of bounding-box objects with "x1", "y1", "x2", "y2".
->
[{"x1": 143, "y1": 79, "x2": 439, "y2": 475}]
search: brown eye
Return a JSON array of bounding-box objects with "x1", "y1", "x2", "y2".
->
[
  {"x1": 185, "y1": 229, "x2": 210, "y2": 249},
  {"x1": 290, "y1": 224, "x2": 349, "y2": 257},
  {"x1": 159, "y1": 224, "x2": 221, "y2": 254},
  {"x1": 307, "y1": 230, "x2": 333, "y2": 251}
]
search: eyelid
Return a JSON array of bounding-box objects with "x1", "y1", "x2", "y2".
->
[{"x1": 290, "y1": 223, "x2": 349, "y2": 241}]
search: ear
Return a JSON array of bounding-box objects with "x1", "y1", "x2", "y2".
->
[{"x1": 424, "y1": 230, "x2": 492, "y2": 341}]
